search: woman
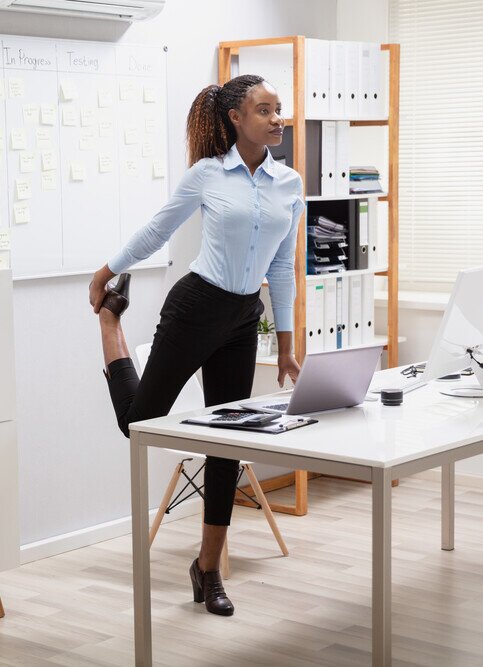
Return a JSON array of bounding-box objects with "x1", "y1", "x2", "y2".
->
[{"x1": 89, "y1": 74, "x2": 304, "y2": 617}]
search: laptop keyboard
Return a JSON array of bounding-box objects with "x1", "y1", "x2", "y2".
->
[{"x1": 264, "y1": 403, "x2": 289, "y2": 410}]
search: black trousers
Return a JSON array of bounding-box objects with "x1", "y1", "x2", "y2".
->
[{"x1": 104, "y1": 271, "x2": 264, "y2": 526}]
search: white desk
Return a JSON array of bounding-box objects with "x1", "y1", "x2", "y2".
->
[{"x1": 129, "y1": 367, "x2": 483, "y2": 666}]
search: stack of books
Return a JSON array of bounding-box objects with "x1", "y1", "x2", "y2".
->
[
  {"x1": 350, "y1": 166, "x2": 383, "y2": 194},
  {"x1": 307, "y1": 215, "x2": 348, "y2": 275}
]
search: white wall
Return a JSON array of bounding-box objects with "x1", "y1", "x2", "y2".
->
[{"x1": 1, "y1": 0, "x2": 337, "y2": 548}]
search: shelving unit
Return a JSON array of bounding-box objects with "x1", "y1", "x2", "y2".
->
[{"x1": 219, "y1": 36, "x2": 400, "y2": 516}]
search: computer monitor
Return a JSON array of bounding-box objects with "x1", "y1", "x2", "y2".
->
[{"x1": 422, "y1": 265, "x2": 483, "y2": 397}]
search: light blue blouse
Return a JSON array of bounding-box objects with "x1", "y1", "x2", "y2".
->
[{"x1": 108, "y1": 143, "x2": 305, "y2": 332}]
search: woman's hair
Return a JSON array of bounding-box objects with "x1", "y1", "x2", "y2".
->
[{"x1": 186, "y1": 74, "x2": 265, "y2": 166}]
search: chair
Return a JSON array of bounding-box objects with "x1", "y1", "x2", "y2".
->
[{"x1": 135, "y1": 343, "x2": 288, "y2": 577}]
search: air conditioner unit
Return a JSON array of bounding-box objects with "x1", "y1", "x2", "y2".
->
[{"x1": 0, "y1": 0, "x2": 165, "y2": 21}]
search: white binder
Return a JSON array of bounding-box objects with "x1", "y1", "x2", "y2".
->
[
  {"x1": 306, "y1": 283, "x2": 323, "y2": 354},
  {"x1": 361, "y1": 273, "x2": 375, "y2": 344},
  {"x1": 335, "y1": 121, "x2": 350, "y2": 196},
  {"x1": 343, "y1": 41, "x2": 359, "y2": 119},
  {"x1": 329, "y1": 41, "x2": 345, "y2": 117},
  {"x1": 323, "y1": 277, "x2": 337, "y2": 351},
  {"x1": 368, "y1": 43, "x2": 383, "y2": 117},
  {"x1": 368, "y1": 197, "x2": 379, "y2": 268},
  {"x1": 305, "y1": 39, "x2": 330, "y2": 119},
  {"x1": 358, "y1": 42, "x2": 371, "y2": 117},
  {"x1": 321, "y1": 121, "x2": 336, "y2": 197},
  {"x1": 349, "y1": 275, "x2": 363, "y2": 347},
  {"x1": 336, "y1": 276, "x2": 349, "y2": 349},
  {"x1": 314, "y1": 283, "x2": 325, "y2": 351}
]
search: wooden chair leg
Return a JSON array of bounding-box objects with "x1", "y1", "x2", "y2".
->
[
  {"x1": 220, "y1": 536, "x2": 230, "y2": 580},
  {"x1": 244, "y1": 464, "x2": 289, "y2": 556},
  {"x1": 0, "y1": 597, "x2": 5, "y2": 618},
  {"x1": 149, "y1": 463, "x2": 184, "y2": 547}
]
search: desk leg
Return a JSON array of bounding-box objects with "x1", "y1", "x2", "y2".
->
[
  {"x1": 130, "y1": 433, "x2": 152, "y2": 667},
  {"x1": 441, "y1": 462, "x2": 455, "y2": 551},
  {"x1": 372, "y1": 467, "x2": 392, "y2": 667}
]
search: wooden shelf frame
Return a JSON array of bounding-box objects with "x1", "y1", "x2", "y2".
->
[{"x1": 219, "y1": 37, "x2": 400, "y2": 516}]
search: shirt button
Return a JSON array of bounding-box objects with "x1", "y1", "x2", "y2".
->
[
  {"x1": 245, "y1": 267, "x2": 249, "y2": 272},
  {"x1": 254, "y1": 225, "x2": 259, "y2": 230},
  {"x1": 241, "y1": 289, "x2": 245, "y2": 294},
  {"x1": 255, "y1": 202, "x2": 260, "y2": 208},
  {"x1": 250, "y1": 245, "x2": 254, "y2": 250}
]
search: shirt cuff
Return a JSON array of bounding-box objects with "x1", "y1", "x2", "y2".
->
[
  {"x1": 107, "y1": 250, "x2": 131, "y2": 275},
  {"x1": 273, "y1": 307, "x2": 293, "y2": 333}
]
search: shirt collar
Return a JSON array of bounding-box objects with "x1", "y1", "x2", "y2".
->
[{"x1": 223, "y1": 143, "x2": 278, "y2": 179}]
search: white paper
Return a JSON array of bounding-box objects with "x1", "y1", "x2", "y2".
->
[
  {"x1": 81, "y1": 106, "x2": 96, "y2": 127},
  {"x1": 124, "y1": 127, "x2": 139, "y2": 145},
  {"x1": 70, "y1": 162, "x2": 86, "y2": 182},
  {"x1": 0, "y1": 252, "x2": 10, "y2": 269},
  {"x1": 125, "y1": 159, "x2": 139, "y2": 176},
  {"x1": 23, "y1": 103, "x2": 40, "y2": 124},
  {"x1": 99, "y1": 119, "x2": 113, "y2": 138},
  {"x1": 36, "y1": 128, "x2": 52, "y2": 149},
  {"x1": 98, "y1": 88, "x2": 113, "y2": 108},
  {"x1": 19, "y1": 151, "x2": 36, "y2": 173},
  {"x1": 62, "y1": 107, "x2": 78, "y2": 127},
  {"x1": 16, "y1": 177, "x2": 32, "y2": 201},
  {"x1": 143, "y1": 85, "x2": 156, "y2": 103},
  {"x1": 41, "y1": 149, "x2": 57, "y2": 171},
  {"x1": 0, "y1": 229, "x2": 10, "y2": 251},
  {"x1": 98, "y1": 153, "x2": 113, "y2": 173},
  {"x1": 10, "y1": 128, "x2": 27, "y2": 151},
  {"x1": 145, "y1": 117, "x2": 156, "y2": 134},
  {"x1": 8, "y1": 78, "x2": 25, "y2": 99},
  {"x1": 40, "y1": 104, "x2": 56, "y2": 126},
  {"x1": 142, "y1": 141, "x2": 154, "y2": 157},
  {"x1": 13, "y1": 202, "x2": 30, "y2": 224},
  {"x1": 119, "y1": 80, "x2": 136, "y2": 101},
  {"x1": 60, "y1": 79, "x2": 78, "y2": 101},
  {"x1": 153, "y1": 159, "x2": 165, "y2": 179},
  {"x1": 41, "y1": 172, "x2": 57, "y2": 191}
]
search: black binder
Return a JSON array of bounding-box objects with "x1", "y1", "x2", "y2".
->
[{"x1": 348, "y1": 200, "x2": 369, "y2": 270}]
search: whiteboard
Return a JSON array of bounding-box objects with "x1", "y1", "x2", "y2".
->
[{"x1": 0, "y1": 36, "x2": 169, "y2": 279}]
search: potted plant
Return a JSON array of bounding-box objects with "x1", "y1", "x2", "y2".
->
[{"x1": 257, "y1": 316, "x2": 275, "y2": 356}]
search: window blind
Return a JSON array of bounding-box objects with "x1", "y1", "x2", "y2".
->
[{"x1": 389, "y1": 0, "x2": 483, "y2": 289}]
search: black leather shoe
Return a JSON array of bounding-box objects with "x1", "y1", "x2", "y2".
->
[
  {"x1": 101, "y1": 273, "x2": 131, "y2": 317},
  {"x1": 189, "y1": 558, "x2": 234, "y2": 616}
]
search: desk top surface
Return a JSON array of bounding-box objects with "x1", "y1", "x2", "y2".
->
[{"x1": 130, "y1": 366, "x2": 483, "y2": 468}]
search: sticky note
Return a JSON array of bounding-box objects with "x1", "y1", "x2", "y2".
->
[
  {"x1": 98, "y1": 153, "x2": 113, "y2": 173},
  {"x1": 142, "y1": 141, "x2": 154, "y2": 157},
  {"x1": 0, "y1": 229, "x2": 10, "y2": 251},
  {"x1": 19, "y1": 151, "x2": 36, "y2": 173},
  {"x1": 13, "y1": 202, "x2": 30, "y2": 224},
  {"x1": 124, "y1": 126, "x2": 138, "y2": 145},
  {"x1": 99, "y1": 119, "x2": 113, "y2": 138},
  {"x1": 62, "y1": 107, "x2": 78, "y2": 127},
  {"x1": 143, "y1": 85, "x2": 156, "y2": 103},
  {"x1": 16, "y1": 177, "x2": 32, "y2": 200},
  {"x1": 81, "y1": 106, "x2": 96, "y2": 127},
  {"x1": 79, "y1": 136, "x2": 95, "y2": 151},
  {"x1": 41, "y1": 149, "x2": 57, "y2": 171},
  {"x1": 40, "y1": 104, "x2": 56, "y2": 126},
  {"x1": 119, "y1": 80, "x2": 135, "y2": 101},
  {"x1": 8, "y1": 77, "x2": 25, "y2": 98},
  {"x1": 10, "y1": 128, "x2": 27, "y2": 151},
  {"x1": 41, "y1": 172, "x2": 57, "y2": 191},
  {"x1": 153, "y1": 159, "x2": 165, "y2": 179},
  {"x1": 36, "y1": 128, "x2": 52, "y2": 149},
  {"x1": 145, "y1": 117, "x2": 156, "y2": 134},
  {"x1": 0, "y1": 251, "x2": 10, "y2": 269},
  {"x1": 60, "y1": 79, "x2": 78, "y2": 101},
  {"x1": 70, "y1": 162, "x2": 86, "y2": 182},
  {"x1": 0, "y1": 128, "x2": 4, "y2": 147},
  {"x1": 125, "y1": 159, "x2": 138, "y2": 176},
  {"x1": 98, "y1": 88, "x2": 113, "y2": 108},
  {"x1": 0, "y1": 79, "x2": 4, "y2": 100},
  {"x1": 23, "y1": 103, "x2": 39, "y2": 124}
]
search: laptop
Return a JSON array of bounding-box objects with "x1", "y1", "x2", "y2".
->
[{"x1": 241, "y1": 345, "x2": 383, "y2": 415}]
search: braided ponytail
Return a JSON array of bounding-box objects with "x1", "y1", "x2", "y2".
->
[{"x1": 186, "y1": 74, "x2": 265, "y2": 166}]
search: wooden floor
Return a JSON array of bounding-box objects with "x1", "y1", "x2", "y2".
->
[{"x1": 2, "y1": 475, "x2": 483, "y2": 666}]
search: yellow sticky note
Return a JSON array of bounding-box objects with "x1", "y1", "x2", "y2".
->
[
  {"x1": 153, "y1": 159, "x2": 165, "y2": 179},
  {"x1": 13, "y1": 202, "x2": 30, "y2": 224},
  {"x1": 79, "y1": 136, "x2": 95, "y2": 151},
  {"x1": 124, "y1": 126, "x2": 138, "y2": 145},
  {"x1": 41, "y1": 172, "x2": 57, "y2": 191},
  {"x1": 23, "y1": 103, "x2": 39, "y2": 124},
  {"x1": 119, "y1": 80, "x2": 135, "y2": 101},
  {"x1": 98, "y1": 88, "x2": 113, "y2": 108},
  {"x1": 36, "y1": 128, "x2": 52, "y2": 149},
  {"x1": 41, "y1": 149, "x2": 57, "y2": 171},
  {"x1": 16, "y1": 177, "x2": 32, "y2": 201},
  {"x1": 8, "y1": 77, "x2": 25, "y2": 99},
  {"x1": 98, "y1": 153, "x2": 113, "y2": 173},
  {"x1": 0, "y1": 229, "x2": 10, "y2": 251},
  {"x1": 81, "y1": 106, "x2": 96, "y2": 127},
  {"x1": 19, "y1": 151, "x2": 36, "y2": 173},
  {"x1": 143, "y1": 85, "x2": 156, "y2": 103},
  {"x1": 40, "y1": 104, "x2": 56, "y2": 126},
  {"x1": 125, "y1": 159, "x2": 138, "y2": 176},
  {"x1": 142, "y1": 141, "x2": 154, "y2": 157},
  {"x1": 60, "y1": 79, "x2": 78, "y2": 101},
  {"x1": 145, "y1": 117, "x2": 156, "y2": 134},
  {"x1": 10, "y1": 128, "x2": 27, "y2": 151},
  {"x1": 70, "y1": 162, "x2": 86, "y2": 182},
  {"x1": 62, "y1": 107, "x2": 78, "y2": 127},
  {"x1": 99, "y1": 119, "x2": 113, "y2": 138}
]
